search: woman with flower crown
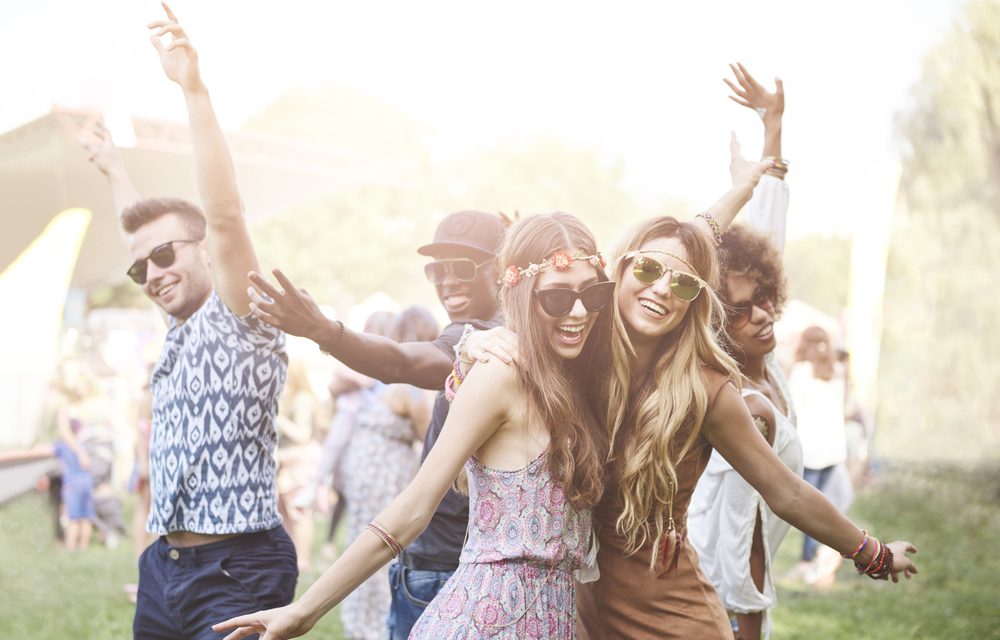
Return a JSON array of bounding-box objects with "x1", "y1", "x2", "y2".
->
[{"x1": 214, "y1": 212, "x2": 616, "y2": 640}]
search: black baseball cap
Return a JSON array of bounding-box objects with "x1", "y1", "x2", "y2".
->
[{"x1": 417, "y1": 210, "x2": 505, "y2": 259}]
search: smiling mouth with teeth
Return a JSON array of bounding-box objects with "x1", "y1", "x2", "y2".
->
[
  {"x1": 639, "y1": 299, "x2": 667, "y2": 316},
  {"x1": 558, "y1": 325, "x2": 585, "y2": 334}
]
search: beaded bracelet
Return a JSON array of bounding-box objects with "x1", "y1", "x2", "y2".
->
[
  {"x1": 696, "y1": 212, "x2": 723, "y2": 247},
  {"x1": 869, "y1": 545, "x2": 894, "y2": 581},
  {"x1": 453, "y1": 358, "x2": 466, "y2": 384},
  {"x1": 319, "y1": 319, "x2": 346, "y2": 357},
  {"x1": 843, "y1": 530, "x2": 869, "y2": 559},
  {"x1": 367, "y1": 521, "x2": 402, "y2": 558},
  {"x1": 453, "y1": 323, "x2": 476, "y2": 364},
  {"x1": 857, "y1": 538, "x2": 883, "y2": 575}
]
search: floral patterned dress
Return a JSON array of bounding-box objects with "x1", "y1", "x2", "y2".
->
[
  {"x1": 410, "y1": 451, "x2": 593, "y2": 639},
  {"x1": 339, "y1": 384, "x2": 422, "y2": 640}
]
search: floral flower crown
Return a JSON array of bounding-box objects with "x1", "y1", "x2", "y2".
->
[{"x1": 500, "y1": 249, "x2": 607, "y2": 290}]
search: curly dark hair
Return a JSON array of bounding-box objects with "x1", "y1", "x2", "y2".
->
[{"x1": 718, "y1": 224, "x2": 788, "y2": 316}]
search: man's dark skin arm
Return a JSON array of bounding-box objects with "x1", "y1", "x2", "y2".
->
[{"x1": 248, "y1": 269, "x2": 453, "y2": 390}]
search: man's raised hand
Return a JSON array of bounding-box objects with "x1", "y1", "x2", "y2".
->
[
  {"x1": 148, "y1": 2, "x2": 204, "y2": 92},
  {"x1": 79, "y1": 120, "x2": 124, "y2": 177}
]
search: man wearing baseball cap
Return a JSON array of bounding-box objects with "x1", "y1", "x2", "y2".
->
[{"x1": 246, "y1": 210, "x2": 505, "y2": 638}]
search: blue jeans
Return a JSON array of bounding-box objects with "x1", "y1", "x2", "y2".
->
[
  {"x1": 802, "y1": 465, "x2": 836, "y2": 561},
  {"x1": 387, "y1": 561, "x2": 454, "y2": 639},
  {"x1": 133, "y1": 527, "x2": 297, "y2": 640}
]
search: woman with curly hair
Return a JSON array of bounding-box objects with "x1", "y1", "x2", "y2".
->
[
  {"x1": 686, "y1": 62, "x2": 801, "y2": 640},
  {"x1": 687, "y1": 225, "x2": 800, "y2": 640}
]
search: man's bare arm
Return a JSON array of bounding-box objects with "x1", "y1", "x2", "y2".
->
[
  {"x1": 80, "y1": 121, "x2": 142, "y2": 237},
  {"x1": 148, "y1": 3, "x2": 259, "y2": 316},
  {"x1": 246, "y1": 269, "x2": 454, "y2": 389}
]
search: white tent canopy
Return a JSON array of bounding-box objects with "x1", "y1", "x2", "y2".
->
[{"x1": 1, "y1": 107, "x2": 415, "y2": 290}]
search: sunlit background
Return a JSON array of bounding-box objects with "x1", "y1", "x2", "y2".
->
[{"x1": 2, "y1": 0, "x2": 998, "y2": 637}]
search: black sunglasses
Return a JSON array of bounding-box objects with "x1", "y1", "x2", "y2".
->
[
  {"x1": 126, "y1": 240, "x2": 198, "y2": 285},
  {"x1": 533, "y1": 280, "x2": 615, "y2": 317},
  {"x1": 726, "y1": 290, "x2": 775, "y2": 329},
  {"x1": 424, "y1": 258, "x2": 492, "y2": 285}
]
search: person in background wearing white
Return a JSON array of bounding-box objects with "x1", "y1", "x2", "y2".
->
[{"x1": 789, "y1": 325, "x2": 849, "y2": 580}]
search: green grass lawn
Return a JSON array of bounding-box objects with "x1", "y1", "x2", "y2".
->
[
  {"x1": 770, "y1": 463, "x2": 1000, "y2": 639},
  {"x1": 0, "y1": 493, "x2": 345, "y2": 638},
  {"x1": 1, "y1": 463, "x2": 997, "y2": 638}
]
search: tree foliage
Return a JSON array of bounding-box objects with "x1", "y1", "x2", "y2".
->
[
  {"x1": 783, "y1": 234, "x2": 851, "y2": 317},
  {"x1": 882, "y1": 0, "x2": 1000, "y2": 461},
  {"x1": 243, "y1": 91, "x2": 651, "y2": 310},
  {"x1": 443, "y1": 138, "x2": 647, "y2": 248},
  {"x1": 898, "y1": 0, "x2": 1000, "y2": 214}
]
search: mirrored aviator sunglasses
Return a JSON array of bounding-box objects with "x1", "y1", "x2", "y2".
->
[
  {"x1": 631, "y1": 256, "x2": 704, "y2": 302},
  {"x1": 126, "y1": 240, "x2": 196, "y2": 285},
  {"x1": 423, "y1": 258, "x2": 482, "y2": 285},
  {"x1": 534, "y1": 280, "x2": 616, "y2": 317}
]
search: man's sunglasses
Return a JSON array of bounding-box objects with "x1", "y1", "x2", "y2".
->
[
  {"x1": 424, "y1": 258, "x2": 492, "y2": 285},
  {"x1": 726, "y1": 291, "x2": 775, "y2": 330},
  {"x1": 126, "y1": 240, "x2": 198, "y2": 285},
  {"x1": 626, "y1": 253, "x2": 706, "y2": 302},
  {"x1": 533, "y1": 280, "x2": 616, "y2": 317}
]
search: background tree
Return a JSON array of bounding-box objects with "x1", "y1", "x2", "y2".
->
[
  {"x1": 244, "y1": 91, "x2": 661, "y2": 310},
  {"x1": 881, "y1": 0, "x2": 1000, "y2": 461}
]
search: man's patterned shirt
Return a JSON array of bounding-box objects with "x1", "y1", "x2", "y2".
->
[{"x1": 147, "y1": 292, "x2": 287, "y2": 535}]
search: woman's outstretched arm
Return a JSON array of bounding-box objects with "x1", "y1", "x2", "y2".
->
[{"x1": 213, "y1": 358, "x2": 517, "y2": 640}]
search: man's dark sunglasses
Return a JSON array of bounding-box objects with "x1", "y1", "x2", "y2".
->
[
  {"x1": 126, "y1": 240, "x2": 198, "y2": 285},
  {"x1": 424, "y1": 258, "x2": 493, "y2": 285},
  {"x1": 726, "y1": 290, "x2": 775, "y2": 329},
  {"x1": 534, "y1": 280, "x2": 615, "y2": 317}
]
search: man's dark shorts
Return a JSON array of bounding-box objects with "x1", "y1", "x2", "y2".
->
[{"x1": 133, "y1": 526, "x2": 297, "y2": 640}]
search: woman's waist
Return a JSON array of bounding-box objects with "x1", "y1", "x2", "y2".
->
[
  {"x1": 457, "y1": 552, "x2": 582, "y2": 574},
  {"x1": 594, "y1": 501, "x2": 692, "y2": 531},
  {"x1": 460, "y1": 530, "x2": 593, "y2": 568},
  {"x1": 595, "y1": 516, "x2": 691, "y2": 550}
]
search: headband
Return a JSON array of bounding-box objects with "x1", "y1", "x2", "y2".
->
[
  {"x1": 624, "y1": 250, "x2": 702, "y2": 279},
  {"x1": 501, "y1": 249, "x2": 606, "y2": 290}
]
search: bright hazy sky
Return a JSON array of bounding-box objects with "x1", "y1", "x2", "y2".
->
[{"x1": 5, "y1": 0, "x2": 961, "y2": 237}]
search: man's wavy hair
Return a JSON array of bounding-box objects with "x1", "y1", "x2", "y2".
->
[
  {"x1": 605, "y1": 217, "x2": 740, "y2": 571},
  {"x1": 121, "y1": 197, "x2": 206, "y2": 238},
  {"x1": 496, "y1": 212, "x2": 612, "y2": 509}
]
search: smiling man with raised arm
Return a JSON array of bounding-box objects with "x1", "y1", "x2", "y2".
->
[{"x1": 83, "y1": 5, "x2": 295, "y2": 639}]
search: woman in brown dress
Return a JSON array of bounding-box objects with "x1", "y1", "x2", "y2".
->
[{"x1": 575, "y1": 216, "x2": 919, "y2": 639}]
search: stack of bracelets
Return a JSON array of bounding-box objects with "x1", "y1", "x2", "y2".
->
[
  {"x1": 843, "y1": 530, "x2": 894, "y2": 580},
  {"x1": 444, "y1": 358, "x2": 466, "y2": 402},
  {"x1": 766, "y1": 157, "x2": 789, "y2": 179},
  {"x1": 367, "y1": 520, "x2": 402, "y2": 558}
]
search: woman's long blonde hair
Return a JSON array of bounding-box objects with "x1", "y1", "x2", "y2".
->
[
  {"x1": 497, "y1": 212, "x2": 612, "y2": 509},
  {"x1": 606, "y1": 217, "x2": 740, "y2": 569}
]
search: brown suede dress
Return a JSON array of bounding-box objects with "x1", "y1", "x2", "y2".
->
[{"x1": 577, "y1": 369, "x2": 733, "y2": 640}]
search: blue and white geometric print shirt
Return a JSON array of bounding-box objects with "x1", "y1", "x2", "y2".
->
[{"x1": 147, "y1": 292, "x2": 288, "y2": 535}]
